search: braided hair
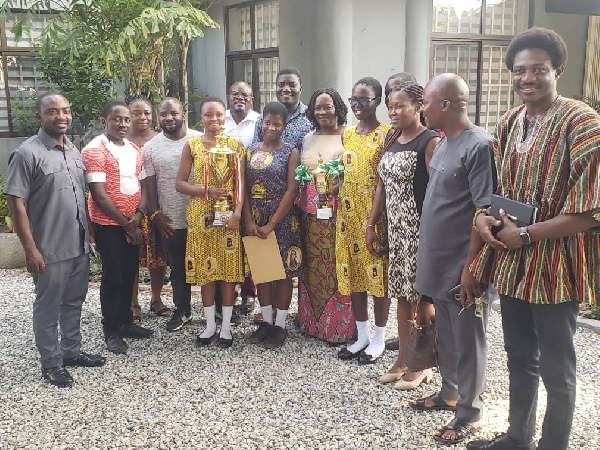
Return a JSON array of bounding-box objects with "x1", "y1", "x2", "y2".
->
[
  {"x1": 306, "y1": 88, "x2": 348, "y2": 130},
  {"x1": 125, "y1": 94, "x2": 152, "y2": 106},
  {"x1": 389, "y1": 81, "x2": 426, "y2": 126},
  {"x1": 382, "y1": 82, "x2": 426, "y2": 152}
]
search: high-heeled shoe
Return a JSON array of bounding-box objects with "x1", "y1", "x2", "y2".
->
[
  {"x1": 392, "y1": 369, "x2": 433, "y2": 390},
  {"x1": 379, "y1": 366, "x2": 408, "y2": 383}
]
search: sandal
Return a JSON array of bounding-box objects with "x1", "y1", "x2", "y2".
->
[
  {"x1": 150, "y1": 300, "x2": 171, "y2": 317},
  {"x1": 410, "y1": 393, "x2": 456, "y2": 411},
  {"x1": 131, "y1": 305, "x2": 142, "y2": 324},
  {"x1": 432, "y1": 417, "x2": 481, "y2": 445}
]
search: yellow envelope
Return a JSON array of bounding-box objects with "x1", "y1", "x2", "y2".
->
[{"x1": 242, "y1": 231, "x2": 286, "y2": 284}]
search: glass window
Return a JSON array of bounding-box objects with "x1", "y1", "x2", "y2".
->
[
  {"x1": 431, "y1": 0, "x2": 528, "y2": 131},
  {"x1": 0, "y1": 13, "x2": 45, "y2": 135},
  {"x1": 226, "y1": 1, "x2": 280, "y2": 111},
  {"x1": 227, "y1": 6, "x2": 251, "y2": 52},
  {"x1": 254, "y1": 1, "x2": 279, "y2": 49},
  {"x1": 257, "y1": 56, "x2": 278, "y2": 106}
]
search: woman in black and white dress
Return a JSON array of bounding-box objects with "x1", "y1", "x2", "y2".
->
[{"x1": 366, "y1": 82, "x2": 440, "y2": 390}]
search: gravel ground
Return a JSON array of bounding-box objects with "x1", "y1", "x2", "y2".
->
[{"x1": 0, "y1": 268, "x2": 598, "y2": 449}]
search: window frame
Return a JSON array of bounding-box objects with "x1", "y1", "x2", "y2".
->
[
  {"x1": 429, "y1": 0, "x2": 535, "y2": 128},
  {"x1": 224, "y1": 0, "x2": 279, "y2": 111},
  {"x1": 0, "y1": 17, "x2": 40, "y2": 137}
]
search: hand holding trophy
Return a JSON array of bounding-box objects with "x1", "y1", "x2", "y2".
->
[
  {"x1": 295, "y1": 153, "x2": 344, "y2": 220},
  {"x1": 205, "y1": 126, "x2": 243, "y2": 227}
]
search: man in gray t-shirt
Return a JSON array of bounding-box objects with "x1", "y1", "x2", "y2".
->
[
  {"x1": 409, "y1": 74, "x2": 495, "y2": 445},
  {"x1": 143, "y1": 98, "x2": 201, "y2": 332}
]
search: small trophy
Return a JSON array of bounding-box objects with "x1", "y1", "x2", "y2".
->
[
  {"x1": 207, "y1": 126, "x2": 239, "y2": 227},
  {"x1": 312, "y1": 154, "x2": 333, "y2": 220},
  {"x1": 295, "y1": 154, "x2": 344, "y2": 221}
]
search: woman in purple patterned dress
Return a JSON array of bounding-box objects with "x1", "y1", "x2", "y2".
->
[{"x1": 243, "y1": 102, "x2": 301, "y2": 349}]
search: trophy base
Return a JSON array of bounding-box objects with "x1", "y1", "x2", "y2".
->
[
  {"x1": 213, "y1": 210, "x2": 233, "y2": 227},
  {"x1": 317, "y1": 207, "x2": 332, "y2": 220}
]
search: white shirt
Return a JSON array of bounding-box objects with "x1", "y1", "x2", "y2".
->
[{"x1": 224, "y1": 109, "x2": 260, "y2": 148}]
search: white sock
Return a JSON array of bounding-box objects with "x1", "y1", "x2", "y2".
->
[
  {"x1": 346, "y1": 320, "x2": 371, "y2": 353},
  {"x1": 219, "y1": 306, "x2": 233, "y2": 339},
  {"x1": 274, "y1": 308, "x2": 288, "y2": 329},
  {"x1": 364, "y1": 325, "x2": 386, "y2": 357},
  {"x1": 200, "y1": 305, "x2": 216, "y2": 338},
  {"x1": 261, "y1": 305, "x2": 273, "y2": 325}
]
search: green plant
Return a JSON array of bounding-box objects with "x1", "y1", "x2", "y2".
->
[
  {"x1": 580, "y1": 303, "x2": 600, "y2": 320},
  {"x1": 12, "y1": 95, "x2": 40, "y2": 137},
  {"x1": 574, "y1": 96, "x2": 600, "y2": 113},
  {"x1": 2, "y1": 1, "x2": 219, "y2": 118},
  {"x1": 0, "y1": 179, "x2": 14, "y2": 232}
]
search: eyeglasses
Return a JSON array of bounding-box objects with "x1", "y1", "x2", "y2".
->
[
  {"x1": 348, "y1": 97, "x2": 379, "y2": 107},
  {"x1": 229, "y1": 91, "x2": 252, "y2": 100}
]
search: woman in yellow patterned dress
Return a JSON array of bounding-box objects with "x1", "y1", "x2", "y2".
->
[
  {"x1": 336, "y1": 77, "x2": 391, "y2": 364},
  {"x1": 175, "y1": 97, "x2": 245, "y2": 348}
]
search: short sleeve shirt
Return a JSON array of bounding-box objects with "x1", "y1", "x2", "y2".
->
[
  {"x1": 252, "y1": 102, "x2": 312, "y2": 149},
  {"x1": 415, "y1": 127, "x2": 495, "y2": 300},
  {"x1": 2, "y1": 129, "x2": 90, "y2": 264},
  {"x1": 81, "y1": 134, "x2": 142, "y2": 225},
  {"x1": 143, "y1": 129, "x2": 202, "y2": 230}
]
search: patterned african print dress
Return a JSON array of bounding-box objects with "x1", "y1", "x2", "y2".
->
[
  {"x1": 246, "y1": 142, "x2": 302, "y2": 279},
  {"x1": 185, "y1": 137, "x2": 244, "y2": 286},
  {"x1": 295, "y1": 132, "x2": 356, "y2": 343},
  {"x1": 335, "y1": 123, "x2": 391, "y2": 297},
  {"x1": 378, "y1": 129, "x2": 438, "y2": 302}
]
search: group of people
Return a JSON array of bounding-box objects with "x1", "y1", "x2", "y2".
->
[{"x1": 3, "y1": 27, "x2": 598, "y2": 449}]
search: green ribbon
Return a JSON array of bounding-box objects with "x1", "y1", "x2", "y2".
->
[
  {"x1": 295, "y1": 165, "x2": 312, "y2": 185},
  {"x1": 320, "y1": 159, "x2": 345, "y2": 178}
]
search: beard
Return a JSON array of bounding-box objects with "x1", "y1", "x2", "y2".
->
[{"x1": 161, "y1": 119, "x2": 184, "y2": 135}]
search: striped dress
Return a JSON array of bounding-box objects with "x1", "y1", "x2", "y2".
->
[{"x1": 470, "y1": 97, "x2": 600, "y2": 305}]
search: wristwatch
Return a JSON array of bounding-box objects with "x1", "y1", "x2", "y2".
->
[{"x1": 519, "y1": 226, "x2": 532, "y2": 245}]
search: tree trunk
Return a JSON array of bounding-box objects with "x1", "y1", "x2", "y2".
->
[{"x1": 179, "y1": 39, "x2": 189, "y2": 126}]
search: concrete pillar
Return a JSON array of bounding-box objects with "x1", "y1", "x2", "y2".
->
[{"x1": 405, "y1": 0, "x2": 431, "y2": 85}]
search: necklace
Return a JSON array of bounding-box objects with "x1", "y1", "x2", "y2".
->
[{"x1": 515, "y1": 96, "x2": 561, "y2": 154}]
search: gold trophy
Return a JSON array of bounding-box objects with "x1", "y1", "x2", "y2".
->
[
  {"x1": 312, "y1": 153, "x2": 333, "y2": 220},
  {"x1": 207, "y1": 126, "x2": 239, "y2": 227}
]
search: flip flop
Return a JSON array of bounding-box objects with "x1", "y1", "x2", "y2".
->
[
  {"x1": 410, "y1": 393, "x2": 456, "y2": 411},
  {"x1": 432, "y1": 417, "x2": 481, "y2": 445},
  {"x1": 131, "y1": 305, "x2": 142, "y2": 324},
  {"x1": 151, "y1": 301, "x2": 171, "y2": 317}
]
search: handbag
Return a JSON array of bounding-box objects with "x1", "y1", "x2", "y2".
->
[{"x1": 404, "y1": 298, "x2": 438, "y2": 372}]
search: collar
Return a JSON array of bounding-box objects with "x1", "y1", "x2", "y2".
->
[
  {"x1": 288, "y1": 102, "x2": 308, "y2": 121},
  {"x1": 37, "y1": 128, "x2": 75, "y2": 152},
  {"x1": 227, "y1": 109, "x2": 260, "y2": 124}
]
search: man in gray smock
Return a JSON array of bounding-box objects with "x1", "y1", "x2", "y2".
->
[
  {"x1": 3, "y1": 93, "x2": 105, "y2": 387},
  {"x1": 409, "y1": 74, "x2": 495, "y2": 445}
]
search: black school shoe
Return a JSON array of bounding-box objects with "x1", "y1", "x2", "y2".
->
[
  {"x1": 337, "y1": 344, "x2": 368, "y2": 360},
  {"x1": 42, "y1": 366, "x2": 73, "y2": 387},
  {"x1": 249, "y1": 322, "x2": 273, "y2": 344},
  {"x1": 264, "y1": 325, "x2": 287, "y2": 349}
]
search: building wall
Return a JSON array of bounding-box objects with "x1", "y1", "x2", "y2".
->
[
  {"x1": 189, "y1": 0, "x2": 422, "y2": 123},
  {"x1": 533, "y1": 0, "x2": 589, "y2": 98},
  {"x1": 0, "y1": 138, "x2": 27, "y2": 179}
]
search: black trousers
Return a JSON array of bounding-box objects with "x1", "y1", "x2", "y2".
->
[
  {"x1": 500, "y1": 295, "x2": 578, "y2": 450},
  {"x1": 162, "y1": 228, "x2": 191, "y2": 315},
  {"x1": 94, "y1": 224, "x2": 138, "y2": 335}
]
